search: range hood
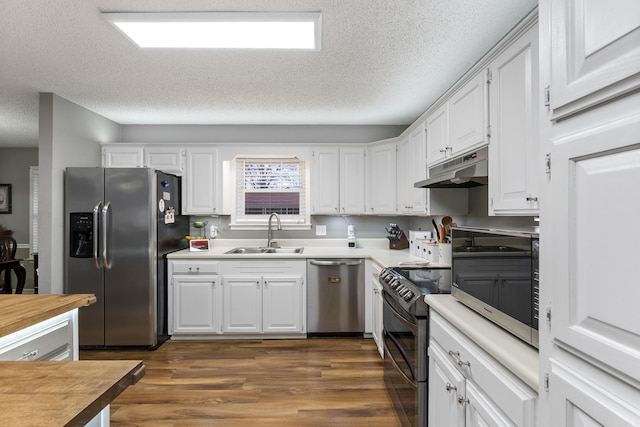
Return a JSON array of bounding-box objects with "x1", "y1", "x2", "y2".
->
[{"x1": 415, "y1": 146, "x2": 488, "y2": 189}]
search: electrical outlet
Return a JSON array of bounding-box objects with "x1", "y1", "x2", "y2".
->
[{"x1": 316, "y1": 225, "x2": 327, "y2": 236}]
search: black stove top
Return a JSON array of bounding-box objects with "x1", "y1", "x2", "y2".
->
[{"x1": 379, "y1": 266, "x2": 451, "y2": 317}]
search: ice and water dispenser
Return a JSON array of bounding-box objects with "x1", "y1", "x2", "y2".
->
[{"x1": 69, "y1": 212, "x2": 94, "y2": 257}]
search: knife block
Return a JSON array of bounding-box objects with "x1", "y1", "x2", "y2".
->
[{"x1": 389, "y1": 232, "x2": 409, "y2": 250}]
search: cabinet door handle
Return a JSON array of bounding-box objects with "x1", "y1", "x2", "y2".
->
[
  {"x1": 526, "y1": 195, "x2": 538, "y2": 202},
  {"x1": 445, "y1": 383, "x2": 457, "y2": 392},
  {"x1": 457, "y1": 396, "x2": 469, "y2": 406}
]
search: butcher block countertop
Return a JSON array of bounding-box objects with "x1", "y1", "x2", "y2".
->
[
  {"x1": 0, "y1": 294, "x2": 97, "y2": 338},
  {"x1": 0, "y1": 360, "x2": 145, "y2": 426}
]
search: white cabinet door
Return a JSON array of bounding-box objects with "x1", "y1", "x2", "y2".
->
[
  {"x1": 397, "y1": 129, "x2": 427, "y2": 215},
  {"x1": 311, "y1": 147, "x2": 340, "y2": 214},
  {"x1": 263, "y1": 275, "x2": 304, "y2": 334},
  {"x1": 550, "y1": 0, "x2": 640, "y2": 119},
  {"x1": 396, "y1": 136, "x2": 413, "y2": 214},
  {"x1": 367, "y1": 141, "x2": 396, "y2": 214},
  {"x1": 428, "y1": 343, "x2": 466, "y2": 427},
  {"x1": 102, "y1": 145, "x2": 144, "y2": 168},
  {"x1": 548, "y1": 115, "x2": 640, "y2": 384},
  {"x1": 549, "y1": 356, "x2": 640, "y2": 427},
  {"x1": 172, "y1": 276, "x2": 220, "y2": 334},
  {"x1": 183, "y1": 147, "x2": 218, "y2": 215},
  {"x1": 340, "y1": 146, "x2": 367, "y2": 214},
  {"x1": 465, "y1": 381, "x2": 516, "y2": 427},
  {"x1": 489, "y1": 22, "x2": 540, "y2": 216},
  {"x1": 222, "y1": 275, "x2": 262, "y2": 333},
  {"x1": 145, "y1": 146, "x2": 183, "y2": 174},
  {"x1": 426, "y1": 103, "x2": 449, "y2": 165},
  {"x1": 371, "y1": 263, "x2": 384, "y2": 358},
  {"x1": 449, "y1": 71, "x2": 488, "y2": 156}
]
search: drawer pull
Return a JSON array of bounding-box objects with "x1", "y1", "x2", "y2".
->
[
  {"x1": 448, "y1": 350, "x2": 470, "y2": 369},
  {"x1": 21, "y1": 350, "x2": 39, "y2": 360}
]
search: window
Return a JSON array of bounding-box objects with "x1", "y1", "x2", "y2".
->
[{"x1": 231, "y1": 157, "x2": 310, "y2": 229}]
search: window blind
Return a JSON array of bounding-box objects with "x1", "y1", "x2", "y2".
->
[{"x1": 29, "y1": 166, "x2": 39, "y2": 255}]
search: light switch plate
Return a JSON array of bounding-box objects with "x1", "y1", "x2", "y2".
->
[{"x1": 316, "y1": 225, "x2": 327, "y2": 236}]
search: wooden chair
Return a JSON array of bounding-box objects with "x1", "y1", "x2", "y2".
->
[{"x1": 0, "y1": 236, "x2": 27, "y2": 294}]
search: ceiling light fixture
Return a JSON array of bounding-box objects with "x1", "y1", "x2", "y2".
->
[{"x1": 103, "y1": 12, "x2": 322, "y2": 50}]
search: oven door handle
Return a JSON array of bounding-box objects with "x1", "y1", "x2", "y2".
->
[{"x1": 383, "y1": 331, "x2": 417, "y2": 385}]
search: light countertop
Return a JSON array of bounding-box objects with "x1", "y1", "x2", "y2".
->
[
  {"x1": 425, "y1": 294, "x2": 539, "y2": 391},
  {"x1": 167, "y1": 238, "x2": 450, "y2": 269}
]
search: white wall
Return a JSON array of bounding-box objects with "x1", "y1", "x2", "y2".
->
[{"x1": 38, "y1": 93, "x2": 121, "y2": 294}]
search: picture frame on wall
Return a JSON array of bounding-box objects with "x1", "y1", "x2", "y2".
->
[{"x1": 0, "y1": 184, "x2": 11, "y2": 214}]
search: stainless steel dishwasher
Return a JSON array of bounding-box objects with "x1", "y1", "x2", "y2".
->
[{"x1": 307, "y1": 259, "x2": 365, "y2": 336}]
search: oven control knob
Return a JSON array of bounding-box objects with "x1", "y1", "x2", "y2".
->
[{"x1": 404, "y1": 291, "x2": 415, "y2": 301}]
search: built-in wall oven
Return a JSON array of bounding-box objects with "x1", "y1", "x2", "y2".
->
[
  {"x1": 451, "y1": 226, "x2": 539, "y2": 348},
  {"x1": 379, "y1": 266, "x2": 451, "y2": 427}
]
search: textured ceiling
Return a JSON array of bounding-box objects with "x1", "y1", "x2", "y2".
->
[{"x1": 0, "y1": 0, "x2": 537, "y2": 147}]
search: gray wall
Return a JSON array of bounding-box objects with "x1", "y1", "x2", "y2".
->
[
  {"x1": 39, "y1": 93, "x2": 121, "y2": 294},
  {"x1": 0, "y1": 148, "x2": 38, "y2": 243}
]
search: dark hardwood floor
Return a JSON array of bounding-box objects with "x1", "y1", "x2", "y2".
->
[{"x1": 81, "y1": 338, "x2": 402, "y2": 426}]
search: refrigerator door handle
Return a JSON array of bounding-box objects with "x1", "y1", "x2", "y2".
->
[
  {"x1": 93, "y1": 201, "x2": 103, "y2": 269},
  {"x1": 102, "y1": 201, "x2": 113, "y2": 270}
]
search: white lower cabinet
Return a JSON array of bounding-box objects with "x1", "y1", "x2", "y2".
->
[
  {"x1": 170, "y1": 259, "x2": 306, "y2": 337},
  {"x1": 370, "y1": 261, "x2": 384, "y2": 358},
  {"x1": 429, "y1": 310, "x2": 537, "y2": 427},
  {"x1": 221, "y1": 260, "x2": 306, "y2": 336},
  {"x1": 0, "y1": 312, "x2": 75, "y2": 361},
  {"x1": 172, "y1": 275, "x2": 220, "y2": 334}
]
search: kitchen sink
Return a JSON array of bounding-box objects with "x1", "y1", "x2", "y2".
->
[{"x1": 225, "y1": 247, "x2": 304, "y2": 254}]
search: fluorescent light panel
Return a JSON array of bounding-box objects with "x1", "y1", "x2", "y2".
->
[{"x1": 103, "y1": 12, "x2": 322, "y2": 50}]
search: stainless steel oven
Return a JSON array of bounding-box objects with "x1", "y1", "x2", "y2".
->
[
  {"x1": 379, "y1": 267, "x2": 451, "y2": 427},
  {"x1": 451, "y1": 226, "x2": 539, "y2": 348}
]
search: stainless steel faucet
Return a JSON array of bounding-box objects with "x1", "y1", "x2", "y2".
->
[{"x1": 267, "y1": 212, "x2": 282, "y2": 248}]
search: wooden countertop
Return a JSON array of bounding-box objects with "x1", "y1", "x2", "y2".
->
[
  {"x1": 0, "y1": 360, "x2": 145, "y2": 426},
  {"x1": 0, "y1": 294, "x2": 96, "y2": 338}
]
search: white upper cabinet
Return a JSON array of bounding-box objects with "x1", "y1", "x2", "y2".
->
[
  {"x1": 549, "y1": 0, "x2": 640, "y2": 119},
  {"x1": 426, "y1": 71, "x2": 488, "y2": 167},
  {"x1": 144, "y1": 146, "x2": 183, "y2": 174},
  {"x1": 311, "y1": 146, "x2": 366, "y2": 215},
  {"x1": 449, "y1": 71, "x2": 488, "y2": 156},
  {"x1": 367, "y1": 141, "x2": 397, "y2": 215},
  {"x1": 102, "y1": 144, "x2": 183, "y2": 174},
  {"x1": 426, "y1": 103, "x2": 450, "y2": 165},
  {"x1": 182, "y1": 146, "x2": 218, "y2": 215},
  {"x1": 397, "y1": 125, "x2": 427, "y2": 215},
  {"x1": 488, "y1": 22, "x2": 540, "y2": 216},
  {"x1": 102, "y1": 144, "x2": 144, "y2": 168},
  {"x1": 339, "y1": 146, "x2": 367, "y2": 214},
  {"x1": 311, "y1": 147, "x2": 340, "y2": 214}
]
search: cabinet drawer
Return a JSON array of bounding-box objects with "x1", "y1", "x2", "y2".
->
[
  {"x1": 171, "y1": 261, "x2": 219, "y2": 274},
  {"x1": 430, "y1": 311, "x2": 536, "y2": 426},
  {"x1": 0, "y1": 318, "x2": 71, "y2": 361}
]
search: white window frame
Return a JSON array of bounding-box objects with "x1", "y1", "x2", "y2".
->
[{"x1": 230, "y1": 156, "x2": 311, "y2": 230}]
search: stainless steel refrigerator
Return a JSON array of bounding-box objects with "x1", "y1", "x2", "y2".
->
[{"x1": 64, "y1": 167, "x2": 189, "y2": 348}]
